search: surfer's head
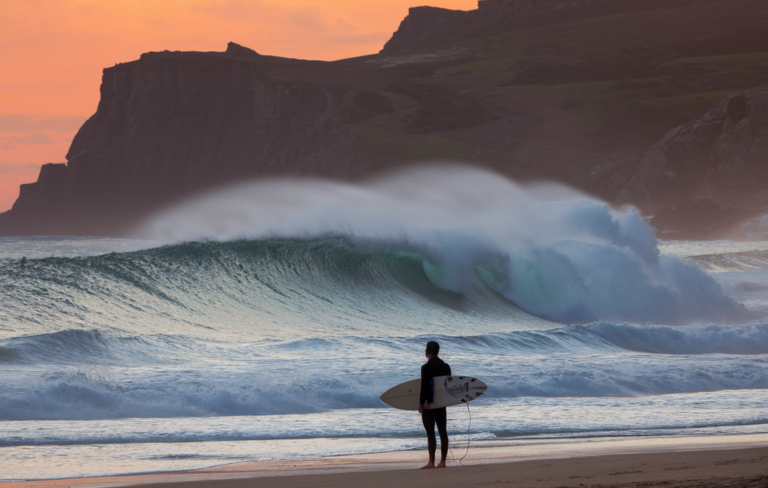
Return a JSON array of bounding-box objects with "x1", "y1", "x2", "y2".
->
[{"x1": 425, "y1": 341, "x2": 440, "y2": 358}]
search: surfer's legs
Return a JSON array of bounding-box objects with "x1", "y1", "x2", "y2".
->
[
  {"x1": 435, "y1": 407, "x2": 448, "y2": 467},
  {"x1": 421, "y1": 408, "x2": 448, "y2": 468},
  {"x1": 421, "y1": 409, "x2": 437, "y2": 468}
]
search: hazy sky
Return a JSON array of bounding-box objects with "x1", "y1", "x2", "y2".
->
[{"x1": 0, "y1": 0, "x2": 477, "y2": 213}]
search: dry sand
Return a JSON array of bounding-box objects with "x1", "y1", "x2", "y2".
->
[{"x1": 5, "y1": 434, "x2": 768, "y2": 488}]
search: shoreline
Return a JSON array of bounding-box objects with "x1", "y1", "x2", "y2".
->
[{"x1": 5, "y1": 433, "x2": 768, "y2": 488}]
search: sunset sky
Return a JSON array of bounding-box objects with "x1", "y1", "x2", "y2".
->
[{"x1": 0, "y1": 0, "x2": 477, "y2": 212}]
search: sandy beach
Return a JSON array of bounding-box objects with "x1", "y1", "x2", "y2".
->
[{"x1": 5, "y1": 434, "x2": 768, "y2": 488}]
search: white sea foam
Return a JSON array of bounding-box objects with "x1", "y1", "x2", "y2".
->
[
  {"x1": 4, "y1": 323, "x2": 768, "y2": 421},
  {"x1": 589, "y1": 322, "x2": 768, "y2": 355}
]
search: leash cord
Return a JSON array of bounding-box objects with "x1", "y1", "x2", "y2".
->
[
  {"x1": 449, "y1": 402, "x2": 472, "y2": 466},
  {"x1": 459, "y1": 402, "x2": 471, "y2": 464}
]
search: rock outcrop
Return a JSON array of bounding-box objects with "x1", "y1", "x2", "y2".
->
[
  {"x1": 647, "y1": 199, "x2": 763, "y2": 240},
  {"x1": 381, "y1": 0, "x2": 602, "y2": 55},
  {"x1": 588, "y1": 88, "x2": 768, "y2": 211},
  {"x1": 587, "y1": 87, "x2": 768, "y2": 237},
  {"x1": 380, "y1": 7, "x2": 469, "y2": 55}
]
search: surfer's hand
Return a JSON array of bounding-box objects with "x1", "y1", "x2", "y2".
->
[
  {"x1": 426, "y1": 402, "x2": 435, "y2": 410},
  {"x1": 418, "y1": 404, "x2": 424, "y2": 414}
]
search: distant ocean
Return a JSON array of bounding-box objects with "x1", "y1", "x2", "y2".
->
[{"x1": 2, "y1": 167, "x2": 768, "y2": 481}]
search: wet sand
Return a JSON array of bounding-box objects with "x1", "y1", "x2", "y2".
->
[{"x1": 5, "y1": 434, "x2": 768, "y2": 488}]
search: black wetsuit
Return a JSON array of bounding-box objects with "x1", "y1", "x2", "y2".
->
[{"x1": 420, "y1": 356, "x2": 451, "y2": 462}]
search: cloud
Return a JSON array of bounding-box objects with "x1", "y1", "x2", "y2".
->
[
  {"x1": 0, "y1": 131, "x2": 57, "y2": 148},
  {"x1": 334, "y1": 18, "x2": 360, "y2": 34},
  {"x1": 143, "y1": 17, "x2": 169, "y2": 28},
  {"x1": 0, "y1": 163, "x2": 42, "y2": 175},
  {"x1": 326, "y1": 32, "x2": 389, "y2": 45},
  {"x1": 0, "y1": 115, "x2": 86, "y2": 133},
  {"x1": 195, "y1": 0, "x2": 329, "y2": 31},
  {"x1": 9, "y1": 132, "x2": 56, "y2": 145}
]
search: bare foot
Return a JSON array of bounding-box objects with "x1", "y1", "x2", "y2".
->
[
  {"x1": 436, "y1": 460, "x2": 447, "y2": 468},
  {"x1": 420, "y1": 462, "x2": 435, "y2": 469}
]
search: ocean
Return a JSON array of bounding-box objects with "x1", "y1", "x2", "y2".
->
[{"x1": 2, "y1": 167, "x2": 768, "y2": 480}]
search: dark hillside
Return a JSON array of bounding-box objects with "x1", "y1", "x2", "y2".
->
[{"x1": 2, "y1": 0, "x2": 768, "y2": 236}]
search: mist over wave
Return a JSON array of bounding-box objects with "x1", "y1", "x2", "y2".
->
[{"x1": 137, "y1": 165, "x2": 744, "y2": 325}]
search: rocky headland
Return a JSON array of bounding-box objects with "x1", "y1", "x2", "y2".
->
[
  {"x1": 588, "y1": 88, "x2": 768, "y2": 238},
  {"x1": 3, "y1": 0, "x2": 768, "y2": 237}
]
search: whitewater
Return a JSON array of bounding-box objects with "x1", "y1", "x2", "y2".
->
[{"x1": 2, "y1": 166, "x2": 768, "y2": 480}]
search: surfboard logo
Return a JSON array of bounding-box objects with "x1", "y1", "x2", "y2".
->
[{"x1": 444, "y1": 376, "x2": 469, "y2": 398}]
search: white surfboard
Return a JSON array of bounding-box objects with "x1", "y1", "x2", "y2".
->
[{"x1": 380, "y1": 376, "x2": 487, "y2": 411}]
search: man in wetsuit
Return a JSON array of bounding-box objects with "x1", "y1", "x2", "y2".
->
[{"x1": 419, "y1": 340, "x2": 451, "y2": 469}]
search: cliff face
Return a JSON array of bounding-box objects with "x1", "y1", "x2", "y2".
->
[
  {"x1": 69, "y1": 45, "x2": 344, "y2": 197},
  {"x1": 4, "y1": 0, "x2": 768, "y2": 237}
]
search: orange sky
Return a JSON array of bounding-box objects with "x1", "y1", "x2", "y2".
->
[{"x1": 0, "y1": 0, "x2": 478, "y2": 213}]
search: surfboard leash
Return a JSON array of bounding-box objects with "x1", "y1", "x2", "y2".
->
[
  {"x1": 460, "y1": 402, "x2": 472, "y2": 464},
  {"x1": 450, "y1": 402, "x2": 472, "y2": 466}
]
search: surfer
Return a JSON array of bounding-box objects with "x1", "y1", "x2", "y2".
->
[{"x1": 419, "y1": 340, "x2": 451, "y2": 469}]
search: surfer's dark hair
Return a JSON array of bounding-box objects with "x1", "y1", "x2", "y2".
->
[{"x1": 426, "y1": 341, "x2": 440, "y2": 356}]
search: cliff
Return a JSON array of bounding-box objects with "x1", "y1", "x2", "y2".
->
[
  {"x1": 380, "y1": 7, "x2": 469, "y2": 55},
  {"x1": 477, "y1": 0, "x2": 598, "y2": 13},
  {"x1": 3, "y1": 0, "x2": 768, "y2": 236},
  {"x1": 0, "y1": 44, "x2": 355, "y2": 235}
]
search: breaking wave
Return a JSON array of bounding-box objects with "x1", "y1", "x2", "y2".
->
[{"x1": 133, "y1": 165, "x2": 746, "y2": 325}]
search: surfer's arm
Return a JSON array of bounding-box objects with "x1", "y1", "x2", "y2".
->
[
  {"x1": 420, "y1": 363, "x2": 439, "y2": 411},
  {"x1": 426, "y1": 372, "x2": 437, "y2": 409},
  {"x1": 419, "y1": 364, "x2": 434, "y2": 408}
]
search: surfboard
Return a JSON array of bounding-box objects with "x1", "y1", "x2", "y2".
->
[{"x1": 379, "y1": 376, "x2": 487, "y2": 411}]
